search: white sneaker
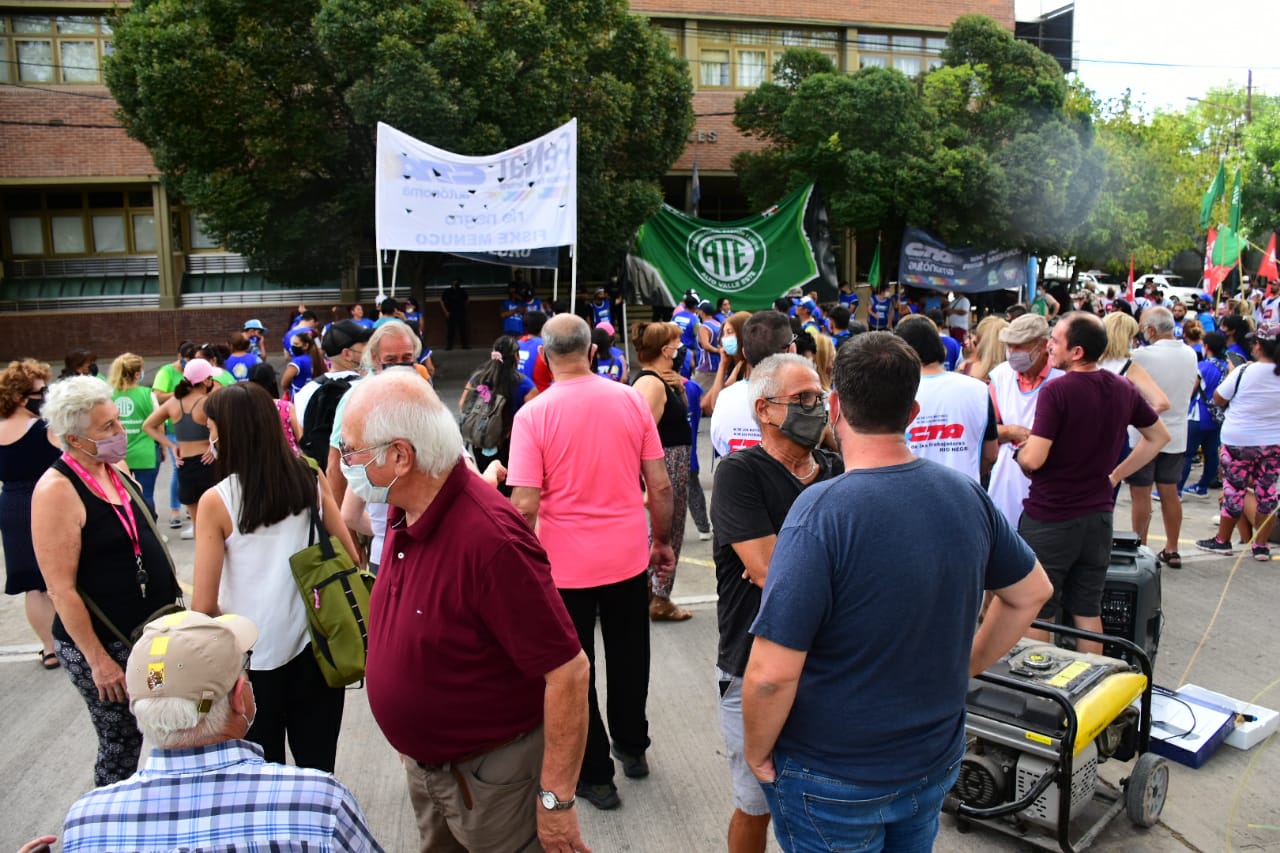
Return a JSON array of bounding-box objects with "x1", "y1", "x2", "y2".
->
[
  {"x1": 180, "y1": 524, "x2": 195, "y2": 540},
  {"x1": 698, "y1": 530, "x2": 712, "y2": 541}
]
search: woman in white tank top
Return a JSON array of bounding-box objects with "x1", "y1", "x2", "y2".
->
[{"x1": 190, "y1": 382, "x2": 357, "y2": 773}]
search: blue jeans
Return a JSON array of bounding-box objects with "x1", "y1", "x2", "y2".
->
[
  {"x1": 131, "y1": 466, "x2": 158, "y2": 514},
  {"x1": 762, "y1": 751, "x2": 961, "y2": 853},
  {"x1": 1181, "y1": 419, "x2": 1221, "y2": 491}
]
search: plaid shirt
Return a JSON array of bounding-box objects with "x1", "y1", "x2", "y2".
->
[{"x1": 62, "y1": 739, "x2": 382, "y2": 852}]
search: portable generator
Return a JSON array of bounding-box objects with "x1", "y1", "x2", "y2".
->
[{"x1": 946, "y1": 623, "x2": 1168, "y2": 853}]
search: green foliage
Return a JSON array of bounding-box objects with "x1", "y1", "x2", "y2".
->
[
  {"x1": 106, "y1": 0, "x2": 692, "y2": 281},
  {"x1": 732, "y1": 16, "x2": 1100, "y2": 260},
  {"x1": 1242, "y1": 95, "x2": 1280, "y2": 239}
]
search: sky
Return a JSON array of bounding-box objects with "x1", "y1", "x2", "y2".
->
[{"x1": 1016, "y1": 0, "x2": 1279, "y2": 113}]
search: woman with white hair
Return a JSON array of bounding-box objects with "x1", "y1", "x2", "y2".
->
[{"x1": 32, "y1": 376, "x2": 181, "y2": 786}]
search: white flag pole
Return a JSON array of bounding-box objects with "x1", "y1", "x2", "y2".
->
[
  {"x1": 376, "y1": 248, "x2": 385, "y2": 303},
  {"x1": 621, "y1": 298, "x2": 630, "y2": 365},
  {"x1": 388, "y1": 250, "x2": 400, "y2": 300},
  {"x1": 570, "y1": 244, "x2": 578, "y2": 316},
  {"x1": 553, "y1": 266, "x2": 560, "y2": 304}
]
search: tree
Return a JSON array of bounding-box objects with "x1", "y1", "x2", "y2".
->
[
  {"x1": 731, "y1": 14, "x2": 1101, "y2": 270},
  {"x1": 106, "y1": 0, "x2": 692, "y2": 282}
]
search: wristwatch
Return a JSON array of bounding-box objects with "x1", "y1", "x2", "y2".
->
[{"x1": 539, "y1": 789, "x2": 576, "y2": 810}]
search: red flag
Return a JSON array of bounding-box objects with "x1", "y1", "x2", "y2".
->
[
  {"x1": 1127, "y1": 256, "x2": 1135, "y2": 302},
  {"x1": 1204, "y1": 230, "x2": 1220, "y2": 296},
  {"x1": 1259, "y1": 231, "x2": 1279, "y2": 282}
]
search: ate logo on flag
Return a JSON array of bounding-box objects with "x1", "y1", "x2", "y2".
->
[{"x1": 686, "y1": 227, "x2": 768, "y2": 292}]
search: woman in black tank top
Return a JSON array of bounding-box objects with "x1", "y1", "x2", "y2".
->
[{"x1": 632, "y1": 321, "x2": 693, "y2": 622}]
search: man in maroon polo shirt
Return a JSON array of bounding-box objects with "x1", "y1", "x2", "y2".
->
[{"x1": 341, "y1": 370, "x2": 592, "y2": 853}]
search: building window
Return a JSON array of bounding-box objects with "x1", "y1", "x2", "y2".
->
[
  {"x1": 132, "y1": 214, "x2": 157, "y2": 252},
  {"x1": 189, "y1": 212, "x2": 220, "y2": 250},
  {"x1": 699, "y1": 49, "x2": 729, "y2": 87},
  {"x1": 694, "y1": 24, "x2": 838, "y2": 89},
  {"x1": 51, "y1": 215, "x2": 86, "y2": 254},
  {"x1": 7, "y1": 217, "x2": 44, "y2": 255},
  {"x1": 857, "y1": 30, "x2": 945, "y2": 74},
  {"x1": 1, "y1": 12, "x2": 113, "y2": 84},
  {"x1": 0, "y1": 188, "x2": 156, "y2": 258}
]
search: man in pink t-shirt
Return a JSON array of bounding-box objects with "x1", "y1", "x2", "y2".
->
[{"x1": 510, "y1": 314, "x2": 675, "y2": 811}]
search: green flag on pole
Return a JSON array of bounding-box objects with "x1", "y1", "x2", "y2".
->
[
  {"x1": 1228, "y1": 167, "x2": 1243, "y2": 232},
  {"x1": 1211, "y1": 225, "x2": 1243, "y2": 266},
  {"x1": 629, "y1": 183, "x2": 827, "y2": 312},
  {"x1": 868, "y1": 239, "x2": 881, "y2": 287},
  {"x1": 1200, "y1": 162, "x2": 1225, "y2": 230}
]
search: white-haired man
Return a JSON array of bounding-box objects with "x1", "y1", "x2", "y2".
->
[
  {"x1": 341, "y1": 370, "x2": 591, "y2": 853},
  {"x1": 60, "y1": 611, "x2": 381, "y2": 851}
]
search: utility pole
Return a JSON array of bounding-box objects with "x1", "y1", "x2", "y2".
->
[{"x1": 1246, "y1": 69, "x2": 1253, "y2": 124}]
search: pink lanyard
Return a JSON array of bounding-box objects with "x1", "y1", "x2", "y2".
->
[{"x1": 61, "y1": 453, "x2": 146, "y2": 594}]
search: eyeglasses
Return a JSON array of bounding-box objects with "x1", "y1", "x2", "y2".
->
[
  {"x1": 378, "y1": 355, "x2": 416, "y2": 366},
  {"x1": 242, "y1": 650, "x2": 253, "y2": 676},
  {"x1": 766, "y1": 391, "x2": 827, "y2": 410},
  {"x1": 788, "y1": 334, "x2": 799, "y2": 347},
  {"x1": 337, "y1": 441, "x2": 391, "y2": 465}
]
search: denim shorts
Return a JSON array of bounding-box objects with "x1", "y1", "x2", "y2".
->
[
  {"x1": 716, "y1": 666, "x2": 770, "y2": 816},
  {"x1": 761, "y1": 750, "x2": 961, "y2": 853}
]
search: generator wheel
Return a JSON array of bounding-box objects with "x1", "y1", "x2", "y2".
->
[{"x1": 1125, "y1": 753, "x2": 1169, "y2": 827}]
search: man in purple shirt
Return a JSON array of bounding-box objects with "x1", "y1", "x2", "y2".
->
[{"x1": 1015, "y1": 312, "x2": 1169, "y2": 652}]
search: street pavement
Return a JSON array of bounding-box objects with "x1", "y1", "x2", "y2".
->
[{"x1": 1, "y1": 348, "x2": 1278, "y2": 851}]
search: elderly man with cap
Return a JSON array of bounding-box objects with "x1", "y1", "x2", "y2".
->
[
  {"x1": 986, "y1": 313, "x2": 1064, "y2": 529},
  {"x1": 60, "y1": 611, "x2": 381, "y2": 852}
]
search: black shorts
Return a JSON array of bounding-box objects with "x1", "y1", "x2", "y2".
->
[
  {"x1": 1125, "y1": 451, "x2": 1183, "y2": 487},
  {"x1": 1018, "y1": 511, "x2": 1112, "y2": 619},
  {"x1": 176, "y1": 454, "x2": 217, "y2": 506}
]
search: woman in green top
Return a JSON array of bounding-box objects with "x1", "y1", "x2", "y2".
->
[{"x1": 108, "y1": 353, "x2": 160, "y2": 511}]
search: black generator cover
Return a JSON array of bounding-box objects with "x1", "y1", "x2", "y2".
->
[{"x1": 1059, "y1": 530, "x2": 1162, "y2": 666}]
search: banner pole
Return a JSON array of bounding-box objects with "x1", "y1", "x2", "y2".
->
[
  {"x1": 622, "y1": 298, "x2": 630, "y2": 362},
  {"x1": 388, "y1": 250, "x2": 400, "y2": 300},
  {"x1": 376, "y1": 248, "x2": 384, "y2": 302},
  {"x1": 554, "y1": 266, "x2": 560, "y2": 304},
  {"x1": 570, "y1": 244, "x2": 578, "y2": 316}
]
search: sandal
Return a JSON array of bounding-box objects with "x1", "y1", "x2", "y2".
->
[
  {"x1": 1157, "y1": 550, "x2": 1182, "y2": 569},
  {"x1": 40, "y1": 651, "x2": 59, "y2": 670},
  {"x1": 649, "y1": 596, "x2": 693, "y2": 622}
]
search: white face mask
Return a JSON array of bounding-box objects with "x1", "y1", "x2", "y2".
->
[{"x1": 340, "y1": 459, "x2": 397, "y2": 504}]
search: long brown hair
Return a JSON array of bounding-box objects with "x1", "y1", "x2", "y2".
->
[{"x1": 204, "y1": 382, "x2": 314, "y2": 534}]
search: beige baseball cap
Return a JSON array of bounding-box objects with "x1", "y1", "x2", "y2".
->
[
  {"x1": 999, "y1": 313, "x2": 1051, "y2": 345},
  {"x1": 126, "y1": 611, "x2": 258, "y2": 714}
]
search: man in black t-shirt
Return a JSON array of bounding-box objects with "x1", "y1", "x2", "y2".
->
[{"x1": 711, "y1": 354, "x2": 842, "y2": 853}]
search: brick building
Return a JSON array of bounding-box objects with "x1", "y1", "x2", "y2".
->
[{"x1": 0, "y1": 0, "x2": 1012, "y2": 358}]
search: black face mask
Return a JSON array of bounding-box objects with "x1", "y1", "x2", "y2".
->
[
  {"x1": 24, "y1": 396, "x2": 43, "y2": 417},
  {"x1": 778, "y1": 402, "x2": 828, "y2": 450},
  {"x1": 291, "y1": 345, "x2": 308, "y2": 356}
]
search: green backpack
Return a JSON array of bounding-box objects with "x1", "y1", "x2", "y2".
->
[{"x1": 289, "y1": 482, "x2": 375, "y2": 688}]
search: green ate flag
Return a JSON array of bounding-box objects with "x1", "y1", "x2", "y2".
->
[
  {"x1": 1211, "y1": 225, "x2": 1243, "y2": 266},
  {"x1": 867, "y1": 241, "x2": 881, "y2": 287},
  {"x1": 1200, "y1": 162, "x2": 1225, "y2": 231},
  {"x1": 630, "y1": 183, "x2": 822, "y2": 312},
  {"x1": 1229, "y1": 167, "x2": 1243, "y2": 232}
]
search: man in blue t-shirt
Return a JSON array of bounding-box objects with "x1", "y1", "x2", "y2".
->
[
  {"x1": 867, "y1": 285, "x2": 893, "y2": 330},
  {"x1": 501, "y1": 284, "x2": 527, "y2": 336},
  {"x1": 838, "y1": 280, "x2": 860, "y2": 316},
  {"x1": 671, "y1": 293, "x2": 700, "y2": 378},
  {"x1": 742, "y1": 333, "x2": 1051, "y2": 852},
  {"x1": 517, "y1": 311, "x2": 547, "y2": 381}
]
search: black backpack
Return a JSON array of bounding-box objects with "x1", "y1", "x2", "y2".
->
[
  {"x1": 300, "y1": 375, "x2": 354, "y2": 466},
  {"x1": 459, "y1": 382, "x2": 509, "y2": 453}
]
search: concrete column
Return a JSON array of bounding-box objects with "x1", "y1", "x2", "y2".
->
[{"x1": 152, "y1": 181, "x2": 179, "y2": 309}]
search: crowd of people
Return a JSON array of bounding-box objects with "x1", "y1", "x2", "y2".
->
[{"x1": 1, "y1": 274, "x2": 1277, "y2": 853}]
